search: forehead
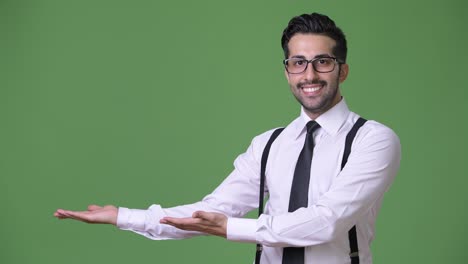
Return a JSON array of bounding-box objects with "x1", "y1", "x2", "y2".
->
[{"x1": 287, "y1": 33, "x2": 336, "y2": 58}]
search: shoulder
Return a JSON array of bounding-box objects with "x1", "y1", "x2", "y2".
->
[
  {"x1": 233, "y1": 127, "x2": 285, "y2": 166},
  {"x1": 250, "y1": 127, "x2": 285, "y2": 150},
  {"x1": 249, "y1": 115, "x2": 301, "y2": 149},
  {"x1": 351, "y1": 116, "x2": 401, "y2": 155},
  {"x1": 358, "y1": 119, "x2": 399, "y2": 142}
]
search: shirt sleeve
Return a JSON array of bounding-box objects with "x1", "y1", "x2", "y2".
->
[
  {"x1": 116, "y1": 130, "x2": 275, "y2": 240},
  {"x1": 226, "y1": 126, "x2": 401, "y2": 247}
]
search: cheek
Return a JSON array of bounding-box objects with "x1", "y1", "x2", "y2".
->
[{"x1": 287, "y1": 75, "x2": 301, "y2": 86}]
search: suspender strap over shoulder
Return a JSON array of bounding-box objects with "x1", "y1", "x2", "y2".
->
[
  {"x1": 255, "y1": 127, "x2": 284, "y2": 264},
  {"x1": 341, "y1": 117, "x2": 367, "y2": 170},
  {"x1": 342, "y1": 117, "x2": 367, "y2": 264},
  {"x1": 254, "y1": 117, "x2": 367, "y2": 264},
  {"x1": 258, "y1": 128, "x2": 285, "y2": 216}
]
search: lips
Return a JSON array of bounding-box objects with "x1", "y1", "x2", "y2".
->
[
  {"x1": 299, "y1": 85, "x2": 323, "y2": 96},
  {"x1": 298, "y1": 80, "x2": 326, "y2": 96},
  {"x1": 302, "y1": 86, "x2": 321, "y2": 93}
]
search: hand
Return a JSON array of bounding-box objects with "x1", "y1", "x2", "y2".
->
[
  {"x1": 54, "y1": 205, "x2": 118, "y2": 225},
  {"x1": 160, "y1": 211, "x2": 227, "y2": 238}
]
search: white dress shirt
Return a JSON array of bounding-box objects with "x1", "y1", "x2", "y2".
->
[{"x1": 117, "y1": 98, "x2": 401, "y2": 264}]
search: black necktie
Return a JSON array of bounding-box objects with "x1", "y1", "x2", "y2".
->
[{"x1": 282, "y1": 120, "x2": 320, "y2": 264}]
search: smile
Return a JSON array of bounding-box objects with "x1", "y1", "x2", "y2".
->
[
  {"x1": 300, "y1": 84, "x2": 324, "y2": 95},
  {"x1": 302, "y1": 87, "x2": 321, "y2": 92}
]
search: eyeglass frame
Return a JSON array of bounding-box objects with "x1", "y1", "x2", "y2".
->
[{"x1": 283, "y1": 56, "x2": 344, "y2": 74}]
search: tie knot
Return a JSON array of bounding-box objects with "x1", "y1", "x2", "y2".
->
[{"x1": 306, "y1": 120, "x2": 320, "y2": 134}]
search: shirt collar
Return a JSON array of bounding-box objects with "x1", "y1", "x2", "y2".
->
[{"x1": 292, "y1": 98, "x2": 351, "y2": 139}]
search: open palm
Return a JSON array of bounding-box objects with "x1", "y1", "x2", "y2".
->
[{"x1": 54, "y1": 205, "x2": 118, "y2": 225}]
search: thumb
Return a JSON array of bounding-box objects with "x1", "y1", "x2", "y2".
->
[
  {"x1": 192, "y1": 211, "x2": 206, "y2": 219},
  {"x1": 193, "y1": 211, "x2": 215, "y2": 221}
]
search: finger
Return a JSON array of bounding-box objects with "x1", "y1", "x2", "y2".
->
[
  {"x1": 87, "y1": 205, "x2": 102, "y2": 211},
  {"x1": 55, "y1": 214, "x2": 68, "y2": 219},
  {"x1": 193, "y1": 211, "x2": 212, "y2": 220},
  {"x1": 193, "y1": 211, "x2": 218, "y2": 223},
  {"x1": 161, "y1": 217, "x2": 196, "y2": 225},
  {"x1": 55, "y1": 210, "x2": 70, "y2": 218},
  {"x1": 160, "y1": 217, "x2": 202, "y2": 230},
  {"x1": 55, "y1": 209, "x2": 64, "y2": 215},
  {"x1": 54, "y1": 210, "x2": 81, "y2": 221},
  {"x1": 54, "y1": 211, "x2": 66, "y2": 218},
  {"x1": 60, "y1": 210, "x2": 93, "y2": 222},
  {"x1": 192, "y1": 211, "x2": 202, "y2": 218},
  {"x1": 55, "y1": 208, "x2": 87, "y2": 217}
]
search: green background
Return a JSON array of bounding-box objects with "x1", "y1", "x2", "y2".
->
[{"x1": 1, "y1": 0, "x2": 467, "y2": 263}]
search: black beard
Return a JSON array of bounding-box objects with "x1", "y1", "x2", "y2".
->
[{"x1": 297, "y1": 79, "x2": 339, "y2": 115}]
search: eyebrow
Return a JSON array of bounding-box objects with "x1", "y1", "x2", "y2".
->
[{"x1": 290, "y1": 53, "x2": 333, "y2": 60}]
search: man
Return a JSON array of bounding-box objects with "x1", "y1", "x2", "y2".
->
[{"x1": 55, "y1": 13, "x2": 401, "y2": 264}]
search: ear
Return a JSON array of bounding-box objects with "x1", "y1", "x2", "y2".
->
[{"x1": 338, "y1": 63, "x2": 349, "y2": 83}]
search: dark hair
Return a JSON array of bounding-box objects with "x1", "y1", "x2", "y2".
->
[{"x1": 281, "y1": 13, "x2": 347, "y2": 62}]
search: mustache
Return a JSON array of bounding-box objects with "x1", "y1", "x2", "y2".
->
[{"x1": 297, "y1": 80, "x2": 327, "y2": 88}]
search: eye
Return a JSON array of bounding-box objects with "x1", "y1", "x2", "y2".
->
[
  {"x1": 294, "y1": 60, "x2": 306, "y2": 66},
  {"x1": 317, "y1": 58, "x2": 329, "y2": 65}
]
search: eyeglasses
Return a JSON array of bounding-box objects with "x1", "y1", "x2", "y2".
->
[{"x1": 283, "y1": 56, "x2": 342, "y2": 74}]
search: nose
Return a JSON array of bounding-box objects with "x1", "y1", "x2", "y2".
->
[{"x1": 303, "y1": 61, "x2": 318, "y2": 80}]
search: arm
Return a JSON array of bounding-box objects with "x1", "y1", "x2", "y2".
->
[
  {"x1": 115, "y1": 131, "x2": 272, "y2": 240},
  {"x1": 163, "y1": 127, "x2": 401, "y2": 246}
]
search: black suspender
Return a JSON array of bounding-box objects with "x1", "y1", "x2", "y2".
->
[
  {"x1": 255, "y1": 127, "x2": 284, "y2": 264},
  {"x1": 342, "y1": 117, "x2": 367, "y2": 264},
  {"x1": 255, "y1": 117, "x2": 367, "y2": 264},
  {"x1": 341, "y1": 117, "x2": 367, "y2": 170}
]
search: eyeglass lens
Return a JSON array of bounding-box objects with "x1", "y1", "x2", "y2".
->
[{"x1": 285, "y1": 58, "x2": 336, "y2": 73}]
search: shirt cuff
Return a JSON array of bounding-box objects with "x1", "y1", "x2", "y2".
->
[
  {"x1": 226, "y1": 217, "x2": 257, "y2": 243},
  {"x1": 116, "y1": 207, "x2": 148, "y2": 231}
]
